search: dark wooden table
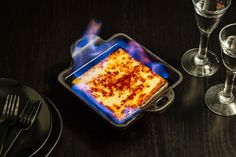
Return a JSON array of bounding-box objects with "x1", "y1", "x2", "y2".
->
[{"x1": 1, "y1": 0, "x2": 236, "y2": 157}]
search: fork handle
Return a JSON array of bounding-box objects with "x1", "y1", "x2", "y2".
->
[
  {"x1": 0, "y1": 127, "x2": 22, "y2": 157},
  {"x1": 0, "y1": 125, "x2": 8, "y2": 155}
]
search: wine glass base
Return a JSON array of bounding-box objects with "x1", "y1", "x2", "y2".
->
[
  {"x1": 205, "y1": 84, "x2": 236, "y2": 116},
  {"x1": 181, "y1": 48, "x2": 219, "y2": 77}
]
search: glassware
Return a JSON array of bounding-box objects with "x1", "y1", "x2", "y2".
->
[
  {"x1": 205, "y1": 23, "x2": 236, "y2": 116},
  {"x1": 181, "y1": 0, "x2": 231, "y2": 77}
]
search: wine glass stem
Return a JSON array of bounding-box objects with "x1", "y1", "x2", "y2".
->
[
  {"x1": 219, "y1": 70, "x2": 236, "y2": 103},
  {"x1": 195, "y1": 32, "x2": 210, "y2": 65}
]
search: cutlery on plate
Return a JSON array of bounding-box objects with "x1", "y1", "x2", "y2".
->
[
  {"x1": 0, "y1": 100, "x2": 42, "y2": 157},
  {"x1": 0, "y1": 95, "x2": 20, "y2": 154}
]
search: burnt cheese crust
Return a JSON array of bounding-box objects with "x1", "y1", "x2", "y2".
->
[{"x1": 72, "y1": 48, "x2": 167, "y2": 121}]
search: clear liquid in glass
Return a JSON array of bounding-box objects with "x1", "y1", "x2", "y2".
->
[
  {"x1": 221, "y1": 35, "x2": 236, "y2": 72},
  {"x1": 194, "y1": 0, "x2": 225, "y2": 33}
]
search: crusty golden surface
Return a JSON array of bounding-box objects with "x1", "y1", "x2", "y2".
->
[{"x1": 72, "y1": 48, "x2": 167, "y2": 120}]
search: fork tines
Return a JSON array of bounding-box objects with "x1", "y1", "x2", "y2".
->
[
  {"x1": 19, "y1": 100, "x2": 42, "y2": 127},
  {"x1": 1, "y1": 95, "x2": 20, "y2": 122}
]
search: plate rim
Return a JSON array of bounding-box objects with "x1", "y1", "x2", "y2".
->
[
  {"x1": 0, "y1": 78, "x2": 53, "y2": 157},
  {"x1": 32, "y1": 96, "x2": 63, "y2": 157},
  {"x1": 0, "y1": 78, "x2": 63, "y2": 157},
  {"x1": 29, "y1": 98, "x2": 53, "y2": 157}
]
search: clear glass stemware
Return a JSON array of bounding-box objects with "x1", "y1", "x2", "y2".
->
[
  {"x1": 181, "y1": 0, "x2": 231, "y2": 77},
  {"x1": 205, "y1": 23, "x2": 236, "y2": 116}
]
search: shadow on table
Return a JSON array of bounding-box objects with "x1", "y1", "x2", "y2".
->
[{"x1": 176, "y1": 72, "x2": 223, "y2": 114}]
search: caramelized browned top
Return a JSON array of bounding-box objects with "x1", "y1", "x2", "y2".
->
[{"x1": 72, "y1": 48, "x2": 167, "y2": 120}]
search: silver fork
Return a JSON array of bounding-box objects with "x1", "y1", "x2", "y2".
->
[
  {"x1": 0, "y1": 100, "x2": 42, "y2": 157},
  {"x1": 0, "y1": 95, "x2": 20, "y2": 154}
]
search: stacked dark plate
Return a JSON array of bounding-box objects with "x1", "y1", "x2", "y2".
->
[{"x1": 0, "y1": 78, "x2": 63, "y2": 157}]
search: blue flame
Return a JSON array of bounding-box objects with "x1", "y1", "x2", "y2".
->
[
  {"x1": 70, "y1": 20, "x2": 169, "y2": 124},
  {"x1": 146, "y1": 62, "x2": 169, "y2": 79},
  {"x1": 126, "y1": 40, "x2": 169, "y2": 78},
  {"x1": 76, "y1": 37, "x2": 88, "y2": 48},
  {"x1": 127, "y1": 40, "x2": 150, "y2": 64},
  {"x1": 72, "y1": 20, "x2": 111, "y2": 70},
  {"x1": 84, "y1": 19, "x2": 102, "y2": 36}
]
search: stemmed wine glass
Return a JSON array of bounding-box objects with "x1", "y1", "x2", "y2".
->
[
  {"x1": 205, "y1": 23, "x2": 236, "y2": 116},
  {"x1": 181, "y1": 0, "x2": 231, "y2": 77}
]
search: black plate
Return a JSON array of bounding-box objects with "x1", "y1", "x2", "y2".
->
[
  {"x1": 0, "y1": 78, "x2": 52, "y2": 157},
  {"x1": 32, "y1": 97, "x2": 63, "y2": 157}
]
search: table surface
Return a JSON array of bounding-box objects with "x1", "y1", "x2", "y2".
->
[{"x1": 1, "y1": 0, "x2": 236, "y2": 157}]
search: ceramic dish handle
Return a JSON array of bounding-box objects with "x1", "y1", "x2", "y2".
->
[
  {"x1": 70, "y1": 35, "x2": 105, "y2": 69},
  {"x1": 147, "y1": 88, "x2": 175, "y2": 112}
]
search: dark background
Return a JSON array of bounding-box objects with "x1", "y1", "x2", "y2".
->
[{"x1": 1, "y1": 0, "x2": 236, "y2": 157}]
